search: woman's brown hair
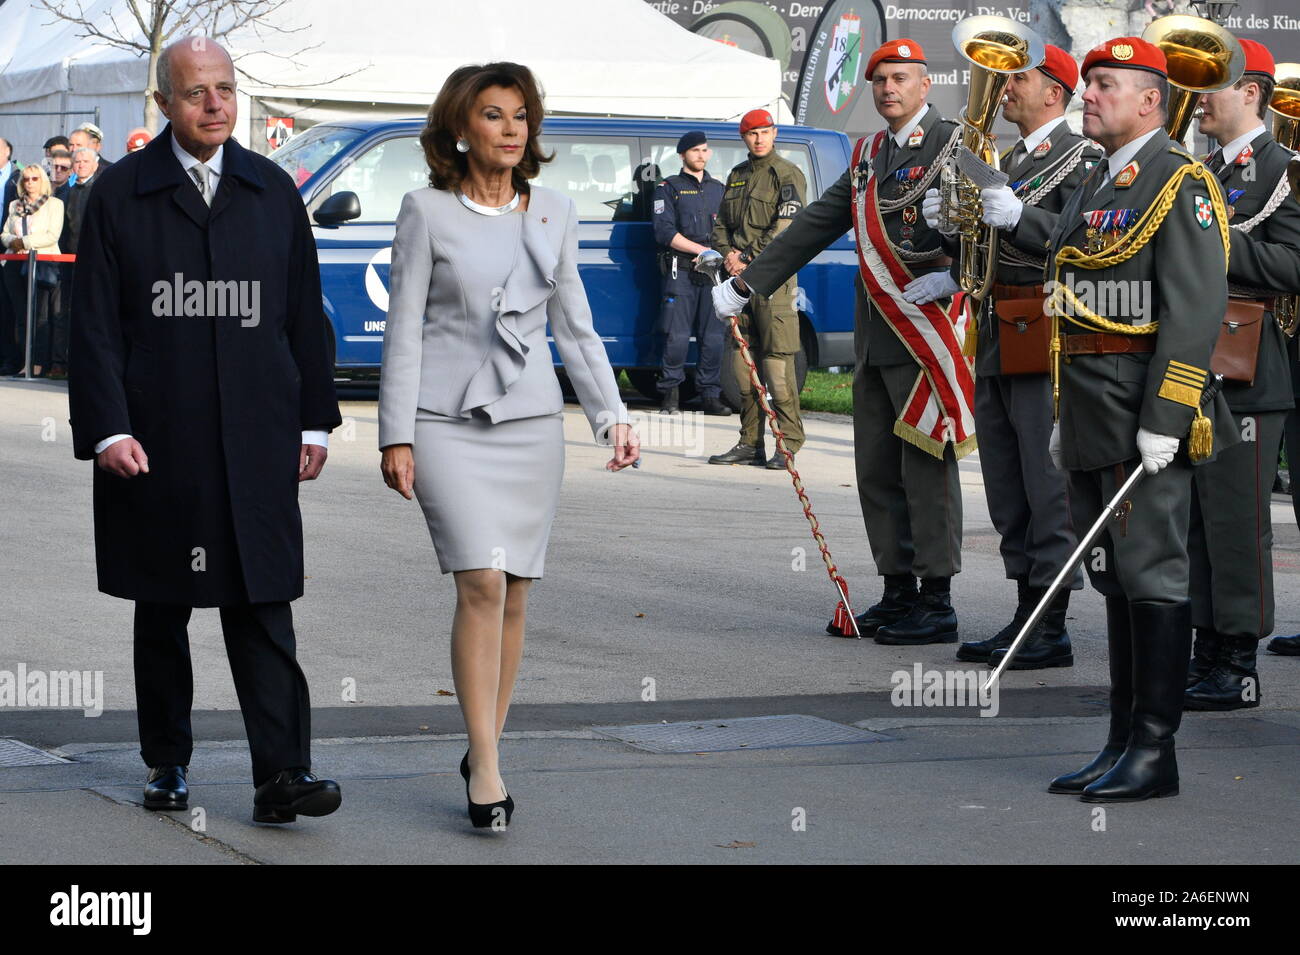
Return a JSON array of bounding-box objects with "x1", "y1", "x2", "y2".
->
[{"x1": 420, "y1": 62, "x2": 553, "y2": 192}]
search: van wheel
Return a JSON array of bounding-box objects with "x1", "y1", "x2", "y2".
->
[{"x1": 720, "y1": 349, "x2": 808, "y2": 413}]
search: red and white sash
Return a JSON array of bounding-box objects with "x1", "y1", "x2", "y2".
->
[{"x1": 850, "y1": 133, "x2": 977, "y2": 460}]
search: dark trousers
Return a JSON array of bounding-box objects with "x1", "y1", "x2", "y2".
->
[
  {"x1": 50, "y1": 264, "x2": 72, "y2": 366},
  {"x1": 1188, "y1": 410, "x2": 1285, "y2": 642},
  {"x1": 2, "y1": 261, "x2": 53, "y2": 370},
  {"x1": 1068, "y1": 457, "x2": 1192, "y2": 604},
  {"x1": 854, "y1": 361, "x2": 963, "y2": 578},
  {"x1": 658, "y1": 271, "x2": 724, "y2": 398},
  {"x1": 0, "y1": 264, "x2": 17, "y2": 369},
  {"x1": 975, "y1": 371, "x2": 1081, "y2": 590},
  {"x1": 134, "y1": 600, "x2": 311, "y2": 786},
  {"x1": 1287, "y1": 407, "x2": 1300, "y2": 532}
]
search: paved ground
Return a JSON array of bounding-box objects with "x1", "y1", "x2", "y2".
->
[{"x1": 2, "y1": 378, "x2": 1297, "y2": 864}]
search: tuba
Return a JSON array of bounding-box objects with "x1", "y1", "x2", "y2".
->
[
  {"x1": 938, "y1": 16, "x2": 1045, "y2": 303},
  {"x1": 1142, "y1": 14, "x2": 1245, "y2": 142},
  {"x1": 1271, "y1": 65, "x2": 1300, "y2": 335}
]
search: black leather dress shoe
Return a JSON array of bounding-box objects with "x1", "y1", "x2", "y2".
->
[
  {"x1": 700, "y1": 395, "x2": 734, "y2": 416},
  {"x1": 253, "y1": 768, "x2": 342, "y2": 823},
  {"x1": 826, "y1": 576, "x2": 917, "y2": 637},
  {"x1": 659, "y1": 386, "x2": 679, "y2": 414},
  {"x1": 1267, "y1": 633, "x2": 1300, "y2": 656},
  {"x1": 708, "y1": 442, "x2": 764, "y2": 465},
  {"x1": 1184, "y1": 636, "x2": 1261, "y2": 711},
  {"x1": 143, "y1": 765, "x2": 188, "y2": 811},
  {"x1": 875, "y1": 582, "x2": 958, "y2": 645}
]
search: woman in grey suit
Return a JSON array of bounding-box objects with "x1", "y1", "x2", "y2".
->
[{"x1": 379, "y1": 63, "x2": 639, "y2": 829}]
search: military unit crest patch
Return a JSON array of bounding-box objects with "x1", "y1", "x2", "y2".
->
[
  {"x1": 1114, "y1": 162, "x2": 1139, "y2": 188},
  {"x1": 1194, "y1": 195, "x2": 1213, "y2": 229},
  {"x1": 1033, "y1": 138, "x2": 1052, "y2": 159},
  {"x1": 906, "y1": 127, "x2": 924, "y2": 148}
]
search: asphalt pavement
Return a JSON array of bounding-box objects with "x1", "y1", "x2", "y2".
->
[{"x1": 2, "y1": 378, "x2": 1297, "y2": 865}]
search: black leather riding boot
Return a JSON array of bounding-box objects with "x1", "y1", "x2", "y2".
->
[
  {"x1": 1081, "y1": 600, "x2": 1192, "y2": 802},
  {"x1": 1049, "y1": 595, "x2": 1131, "y2": 794}
]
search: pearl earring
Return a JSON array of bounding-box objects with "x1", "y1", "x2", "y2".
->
[{"x1": 455, "y1": 138, "x2": 470, "y2": 153}]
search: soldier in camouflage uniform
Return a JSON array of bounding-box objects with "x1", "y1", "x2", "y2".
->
[{"x1": 708, "y1": 108, "x2": 807, "y2": 470}]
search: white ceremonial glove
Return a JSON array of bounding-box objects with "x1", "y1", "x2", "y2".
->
[
  {"x1": 922, "y1": 187, "x2": 948, "y2": 232},
  {"x1": 980, "y1": 185, "x2": 1024, "y2": 230},
  {"x1": 1136, "y1": 427, "x2": 1179, "y2": 475},
  {"x1": 902, "y1": 270, "x2": 961, "y2": 305},
  {"x1": 1049, "y1": 421, "x2": 1063, "y2": 471},
  {"x1": 711, "y1": 276, "x2": 750, "y2": 322}
]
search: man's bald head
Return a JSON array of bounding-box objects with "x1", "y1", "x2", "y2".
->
[
  {"x1": 156, "y1": 36, "x2": 235, "y2": 101},
  {"x1": 153, "y1": 36, "x2": 238, "y2": 162}
]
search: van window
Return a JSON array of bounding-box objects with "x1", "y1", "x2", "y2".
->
[
  {"x1": 314, "y1": 135, "x2": 428, "y2": 223},
  {"x1": 644, "y1": 139, "x2": 817, "y2": 200},
  {"x1": 532, "y1": 136, "x2": 640, "y2": 221}
]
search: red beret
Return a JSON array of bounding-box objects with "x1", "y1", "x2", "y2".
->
[
  {"x1": 1238, "y1": 38, "x2": 1275, "y2": 79},
  {"x1": 1039, "y1": 44, "x2": 1080, "y2": 95},
  {"x1": 739, "y1": 108, "x2": 775, "y2": 134},
  {"x1": 866, "y1": 38, "x2": 927, "y2": 80},
  {"x1": 1081, "y1": 37, "x2": 1167, "y2": 79}
]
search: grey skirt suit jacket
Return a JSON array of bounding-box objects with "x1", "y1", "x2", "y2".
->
[{"x1": 377, "y1": 184, "x2": 629, "y2": 576}]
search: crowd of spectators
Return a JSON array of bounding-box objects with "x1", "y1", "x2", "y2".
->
[{"x1": 0, "y1": 122, "x2": 150, "y2": 378}]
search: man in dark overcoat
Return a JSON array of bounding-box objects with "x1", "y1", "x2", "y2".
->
[{"x1": 68, "y1": 37, "x2": 343, "y2": 824}]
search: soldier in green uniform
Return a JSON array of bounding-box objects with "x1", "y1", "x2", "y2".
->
[
  {"x1": 1184, "y1": 39, "x2": 1300, "y2": 708},
  {"x1": 1043, "y1": 37, "x2": 1237, "y2": 803},
  {"x1": 909, "y1": 45, "x2": 1103, "y2": 669},
  {"x1": 713, "y1": 40, "x2": 970, "y2": 644},
  {"x1": 707, "y1": 108, "x2": 807, "y2": 470}
]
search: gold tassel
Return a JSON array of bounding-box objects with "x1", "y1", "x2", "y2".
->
[
  {"x1": 1188, "y1": 408, "x2": 1213, "y2": 462},
  {"x1": 962, "y1": 311, "x2": 978, "y2": 357}
]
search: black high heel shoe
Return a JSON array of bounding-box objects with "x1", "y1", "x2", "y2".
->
[{"x1": 461, "y1": 749, "x2": 514, "y2": 829}]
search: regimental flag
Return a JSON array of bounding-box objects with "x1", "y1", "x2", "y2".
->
[{"x1": 824, "y1": 12, "x2": 862, "y2": 114}]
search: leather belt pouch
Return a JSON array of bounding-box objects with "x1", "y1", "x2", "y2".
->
[
  {"x1": 995, "y1": 295, "x2": 1051, "y2": 375},
  {"x1": 1211, "y1": 299, "x2": 1265, "y2": 385}
]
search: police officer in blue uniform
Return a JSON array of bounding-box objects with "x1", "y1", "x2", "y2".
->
[{"x1": 652, "y1": 131, "x2": 731, "y2": 415}]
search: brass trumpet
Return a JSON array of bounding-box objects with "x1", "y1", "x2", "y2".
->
[
  {"x1": 1272, "y1": 65, "x2": 1300, "y2": 335},
  {"x1": 939, "y1": 16, "x2": 1045, "y2": 302},
  {"x1": 1143, "y1": 14, "x2": 1245, "y2": 142}
]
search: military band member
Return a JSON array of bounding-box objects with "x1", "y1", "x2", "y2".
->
[
  {"x1": 651, "y1": 131, "x2": 731, "y2": 416},
  {"x1": 707, "y1": 109, "x2": 807, "y2": 468},
  {"x1": 1043, "y1": 38, "x2": 1236, "y2": 802},
  {"x1": 910, "y1": 45, "x2": 1102, "y2": 670},
  {"x1": 1271, "y1": 322, "x2": 1300, "y2": 657},
  {"x1": 1185, "y1": 38, "x2": 1300, "y2": 704},
  {"x1": 713, "y1": 40, "x2": 971, "y2": 643}
]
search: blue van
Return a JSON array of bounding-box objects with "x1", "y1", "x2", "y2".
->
[{"x1": 269, "y1": 117, "x2": 857, "y2": 403}]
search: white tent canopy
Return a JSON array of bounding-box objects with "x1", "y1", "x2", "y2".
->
[{"x1": 0, "y1": 0, "x2": 785, "y2": 161}]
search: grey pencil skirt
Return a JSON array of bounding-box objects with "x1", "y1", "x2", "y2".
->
[{"x1": 412, "y1": 409, "x2": 565, "y2": 578}]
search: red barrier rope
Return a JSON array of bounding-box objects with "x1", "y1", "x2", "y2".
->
[
  {"x1": 0, "y1": 253, "x2": 76, "y2": 262},
  {"x1": 724, "y1": 311, "x2": 860, "y2": 637}
]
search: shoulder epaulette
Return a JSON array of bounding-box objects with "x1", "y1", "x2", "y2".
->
[{"x1": 1168, "y1": 145, "x2": 1196, "y2": 161}]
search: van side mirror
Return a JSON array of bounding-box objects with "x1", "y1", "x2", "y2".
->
[{"x1": 314, "y1": 191, "x2": 361, "y2": 226}]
